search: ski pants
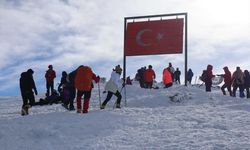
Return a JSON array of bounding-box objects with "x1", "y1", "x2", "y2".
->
[
  {"x1": 245, "y1": 86, "x2": 250, "y2": 98},
  {"x1": 21, "y1": 90, "x2": 35, "y2": 107},
  {"x1": 76, "y1": 90, "x2": 91, "y2": 112},
  {"x1": 232, "y1": 84, "x2": 244, "y2": 97},
  {"x1": 205, "y1": 81, "x2": 212, "y2": 92},
  {"x1": 102, "y1": 91, "x2": 122, "y2": 106},
  {"x1": 145, "y1": 81, "x2": 153, "y2": 89},
  {"x1": 221, "y1": 83, "x2": 232, "y2": 96},
  {"x1": 46, "y1": 81, "x2": 54, "y2": 96}
]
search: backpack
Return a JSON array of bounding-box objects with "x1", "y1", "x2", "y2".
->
[
  {"x1": 75, "y1": 66, "x2": 93, "y2": 91},
  {"x1": 200, "y1": 70, "x2": 207, "y2": 82}
]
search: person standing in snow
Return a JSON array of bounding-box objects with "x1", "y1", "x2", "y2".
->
[
  {"x1": 45, "y1": 65, "x2": 56, "y2": 96},
  {"x1": 74, "y1": 65, "x2": 100, "y2": 113},
  {"x1": 168, "y1": 62, "x2": 175, "y2": 82},
  {"x1": 138, "y1": 67, "x2": 146, "y2": 88},
  {"x1": 243, "y1": 70, "x2": 250, "y2": 98},
  {"x1": 162, "y1": 67, "x2": 173, "y2": 88},
  {"x1": 101, "y1": 65, "x2": 123, "y2": 109},
  {"x1": 174, "y1": 67, "x2": 181, "y2": 84},
  {"x1": 143, "y1": 65, "x2": 156, "y2": 89},
  {"x1": 187, "y1": 68, "x2": 194, "y2": 84},
  {"x1": 58, "y1": 71, "x2": 74, "y2": 110},
  {"x1": 205, "y1": 64, "x2": 214, "y2": 92},
  {"x1": 19, "y1": 69, "x2": 38, "y2": 115},
  {"x1": 219, "y1": 66, "x2": 232, "y2": 96},
  {"x1": 232, "y1": 67, "x2": 245, "y2": 97}
]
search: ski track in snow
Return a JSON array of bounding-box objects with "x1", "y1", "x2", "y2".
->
[{"x1": 1, "y1": 83, "x2": 250, "y2": 150}]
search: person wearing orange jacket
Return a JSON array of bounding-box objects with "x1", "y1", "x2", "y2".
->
[
  {"x1": 143, "y1": 65, "x2": 156, "y2": 89},
  {"x1": 45, "y1": 65, "x2": 56, "y2": 96},
  {"x1": 162, "y1": 67, "x2": 173, "y2": 88},
  {"x1": 74, "y1": 65, "x2": 100, "y2": 113}
]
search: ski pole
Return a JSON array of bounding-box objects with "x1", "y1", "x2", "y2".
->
[{"x1": 98, "y1": 82, "x2": 101, "y2": 108}]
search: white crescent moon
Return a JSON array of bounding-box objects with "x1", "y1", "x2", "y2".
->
[{"x1": 136, "y1": 29, "x2": 152, "y2": 47}]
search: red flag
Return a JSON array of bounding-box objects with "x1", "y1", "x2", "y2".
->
[{"x1": 124, "y1": 18, "x2": 184, "y2": 56}]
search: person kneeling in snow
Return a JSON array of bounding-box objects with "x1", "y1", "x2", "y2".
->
[
  {"x1": 75, "y1": 66, "x2": 100, "y2": 113},
  {"x1": 101, "y1": 65, "x2": 123, "y2": 109}
]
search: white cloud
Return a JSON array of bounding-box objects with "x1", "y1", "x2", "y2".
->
[{"x1": 0, "y1": 0, "x2": 249, "y2": 95}]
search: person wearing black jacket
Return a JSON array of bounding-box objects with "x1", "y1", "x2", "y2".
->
[
  {"x1": 243, "y1": 70, "x2": 250, "y2": 98},
  {"x1": 19, "y1": 69, "x2": 38, "y2": 115}
]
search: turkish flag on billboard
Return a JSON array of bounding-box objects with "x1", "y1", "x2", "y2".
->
[{"x1": 124, "y1": 18, "x2": 184, "y2": 56}]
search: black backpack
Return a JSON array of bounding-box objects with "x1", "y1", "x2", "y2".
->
[{"x1": 200, "y1": 70, "x2": 207, "y2": 82}]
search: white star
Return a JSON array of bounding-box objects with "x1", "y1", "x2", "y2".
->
[{"x1": 156, "y1": 33, "x2": 164, "y2": 40}]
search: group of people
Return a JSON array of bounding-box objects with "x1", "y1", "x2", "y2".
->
[
  {"x1": 19, "y1": 65, "x2": 124, "y2": 116},
  {"x1": 135, "y1": 63, "x2": 188, "y2": 89},
  {"x1": 202, "y1": 64, "x2": 250, "y2": 98},
  {"x1": 20, "y1": 62, "x2": 249, "y2": 116}
]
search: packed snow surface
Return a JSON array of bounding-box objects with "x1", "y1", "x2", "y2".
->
[{"x1": 1, "y1": 82, "x2": 250, "y2": 150}]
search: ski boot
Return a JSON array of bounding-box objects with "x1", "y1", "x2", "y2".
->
[
  {"x1": 100, "y1": 104, "x2": 105, "y2": 109},
  {"x1": 116, "y1": 103, "x2": 121, "y2": 109}
]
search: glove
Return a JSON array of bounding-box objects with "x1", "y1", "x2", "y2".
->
[
  {"x1": 34, "y1": 89, "x2": 38, "y2": 95},
  {"x1": 122, "y1": 82, "x2": 125, "y2": 87}
]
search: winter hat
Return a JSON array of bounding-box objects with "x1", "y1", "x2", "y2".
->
[
  {"x1": 48, "y1": 65, "x2": 53, "y2": 69},
  {"x1": 223, "y1": 66, "x2": 228, "y2": 70}
]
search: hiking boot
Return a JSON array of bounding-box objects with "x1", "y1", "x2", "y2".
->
[
  {"x1": 100, "y1": 104, "x2": 105, "y2": 109},
  {"x1": 69, "y1": 106, "x2": 75, "y2": 111},
  {"x1": 76, "y1": 109, "x2": 81, "y2": 113},
  {"x1": 62, "y1": 104, "x2": 69, "y2": 110},
  {"x1": 82, "y1": 110, "x2": 88, "y2": 113}
]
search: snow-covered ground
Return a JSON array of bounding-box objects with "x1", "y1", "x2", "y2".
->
[{"x1": 1, "y1": 82, "x2": 250, "y2": 150}]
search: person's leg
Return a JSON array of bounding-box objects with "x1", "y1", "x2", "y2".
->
[
  {"x1": 221, "y1": 84, "x2": 227, "y2": 95},
  {"x1": 76, "y1": 90, "x2": 83, "y2": 112},
  {"x1": 232, "y1": 85, "x2": 238, "y2": 97},
  {"x1": 101, "y1": 91, "x2": 113, "y2": 109},
  {"x1": 205, "y1": 81, "x2": 212, "y2": 92},
  {"x1": 27, "y1": 91, "x2": 35, "y2": 106},
  {"x1": 46, "y1": 81, "x2": 50, "y2": 96},
  {"x1": 114, "y1": 91, "x2": 122, "y2": 108},
  {"x1": 226, "y1": 84, "x2": 232, "y2": 96},
  {"x1": 82, "y1": 91, "x2": 91, "y2": 113},
  {"x1": 51, "y1": 81, "x2": 54, "y2": 96}
]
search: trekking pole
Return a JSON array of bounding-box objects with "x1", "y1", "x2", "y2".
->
[{"x1": 98, "y1": 82, "x2": 101, "y2": 108}]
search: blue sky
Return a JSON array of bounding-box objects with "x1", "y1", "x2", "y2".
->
[{"x1": 0, "y1": 0, "x2": 249, "y2": 96}]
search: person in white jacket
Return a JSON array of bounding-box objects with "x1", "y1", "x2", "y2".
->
[{"x1": 101, "y1": 65, "x2": 122, "y2": 109}]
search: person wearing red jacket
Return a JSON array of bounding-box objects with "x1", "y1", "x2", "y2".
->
[
  {"x1": 162, "y1": 67, "x2": 173, "y2": 88},
  {"x1": 74, "y1": 65, "x2": 100, "y2": 113},
  {"x1": 143, "y1": 65, "x2": 156, "y2": 89},
  {"x1": 205, "y1": 64, "x2": 214, "y2": 92},
  {"x1": 220, "y1": 66, "x2": 232, "y2": 96},
  {"x1": 45, "y1": 65, "x2": 56, "y2": 96}
]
